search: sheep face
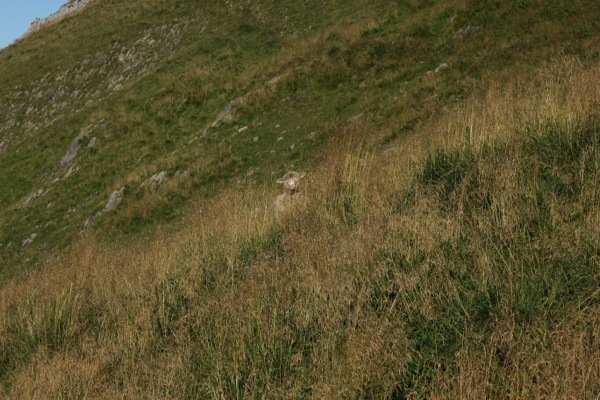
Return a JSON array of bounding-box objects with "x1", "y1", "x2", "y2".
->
[
  {"x1": 274, "y1": 171, "x2": 307, "y2": 219},
  {"x1": 276, "y1": 171, "x2": 306, "y2": 194}
]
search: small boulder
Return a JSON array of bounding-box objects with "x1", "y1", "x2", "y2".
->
[
  {"x1": 20, "y1": 189, "x2": 44, "y2": 209},
  {"x1": 104, "y1": 187, "x2": 125, "y2": 213},
  {"x1": 59, "y1": 139, "x2": 81, "y2": 167},
  {"x1": 141, "y1": 171, "x2": 168, "y2": 188},
  {"x1": 22, "y1": 233, "x2": 37, "y2": 247},
  {"x1": 81, "y1": 215, "x2": 96, "y2": 230},
  {"x1": 212, "y1": 95, "x2": 247, "y2": 127},
  {"x1": 435, "y1": 63, "x2": 449, "y2": 73},
  {"x1": 65, "y1": 166, "x2": 78, "y2": 178}
]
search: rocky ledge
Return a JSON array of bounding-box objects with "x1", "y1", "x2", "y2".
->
[{"x1": 28, "y1": 0, "x2": 95, "y2": 33}]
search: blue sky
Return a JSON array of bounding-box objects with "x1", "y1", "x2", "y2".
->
[{"x1": 0, "y1": 1, "x2": 66, "y2": 49}]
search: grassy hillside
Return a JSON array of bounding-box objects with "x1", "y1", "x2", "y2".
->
[
  {"x1": 0, "y1": 0, "x2": 598, "y2": 398},
  {"x1": 1, "y1": 0, "x2": 597, "y2": 277},
  {"x1": 0, "y1": 0, "x2": 408, "y2": 276}
]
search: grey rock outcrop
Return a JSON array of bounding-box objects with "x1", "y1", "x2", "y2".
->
[
  {"x1": 87, "y1": 137, "x2": 97, "y2": 148},
  {"x1": 435, "y1": 63, "x2": 449, "y2": 73},
  {"x1": 20, "y1": 189, "x2": 45, "y2": 209},
  {"x1": 81, "y1": 215, "x2": 95, "y2": 230},
  {"x1": 65, "y1": 166, "x2": 78, "y2": 178},
  {"x1": 22, "y1": 233, "x2": 38, "y2": 247},
  {"x1": 59, "y1": 139, "x2": 82, "y2": 166},
  {"x1": 212, "y1": 95, "x2": 248, "y2": 127},
  {"x1": 28, "y1": 0, "x2": 95, "y2": 33},
  {"x1": 141, "y1": 171, "x2": 168, "y2": 188},
  {"x1": 104, "y1": 187, "x2": 125, "y2": 213},
  {"x1": 59, "y1": 125, "x2": 98, "y2": 167},
  {"x1": 81, "y1": 187, "x2": 126, "y2": 231}
]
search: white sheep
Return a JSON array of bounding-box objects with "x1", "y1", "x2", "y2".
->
[{"x1": 274, "y1": 171, "x2": 307, "y2": 218}]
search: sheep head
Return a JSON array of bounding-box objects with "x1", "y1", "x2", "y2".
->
[{"x1": 276, "y1": 171, "x2": 306, "y2": 194}]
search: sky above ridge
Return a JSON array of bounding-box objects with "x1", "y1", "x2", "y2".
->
[{"x1": 0, "y1": 1, "x2": 66, "y2": 49}]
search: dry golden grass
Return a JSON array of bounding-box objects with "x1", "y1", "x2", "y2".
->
[
  {"x1": 1, "y1": 56, "x2": 598, "y2": 398},
  {"x1": 422, "y1": 57, "x2": 600, "y2": 150}
]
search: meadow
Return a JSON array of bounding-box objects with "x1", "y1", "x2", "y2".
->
[{"x1": 0, "y1": 0, "x2": 598, "y2": 398}]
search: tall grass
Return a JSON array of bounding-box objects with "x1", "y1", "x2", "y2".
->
[
  {"x1": 2, "y1": 0, "x2": 598, "y2": 282},
  {"x1": 0, "y1": 56, "x2": 597, "y2": 398}
]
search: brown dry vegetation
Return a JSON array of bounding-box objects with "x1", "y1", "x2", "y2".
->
[{"x1": 0, "y1": 56, "x2": 597, "y2": 398}]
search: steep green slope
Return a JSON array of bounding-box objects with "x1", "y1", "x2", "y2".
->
[
  {"x1": 0, "y1": 61, "x2": 598, "y2": 397},
  {"x1": 0, "y1": 0, "x2": 392, "y2": 275},
  {"x1": 1, "y1": 0, "x2": 598, "y2": 278},
  {"x1": 0, "y1": 0, "x2": 598, "y2": 397}
]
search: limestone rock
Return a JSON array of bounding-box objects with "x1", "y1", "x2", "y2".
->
[
  {"x1": 81, "y1": 187, "x2": 126, "y2": 230},
  {"x1": 22, "y1": 233, "x2": 37, "y2": 247},
  {"x1": 104, "y1": 187, "x2": 125, "y2": 213},
  {"x1": 65, "y1": 166, "x2": 78, "y2": 178},
  {"x1": 435, "y1": 63, "x2": 449, "y2": 73},
  {"x1": 212, "y1": 95, "x2": 248, "y2": 127},
  {"x1": 28, "y1": 0, "x2": 95, "y2": 33},
  {"x1": 20, "y1": 189, "x2": 45, "y2": 209},
  {"x1": 141, "y1": 171, "x2": 168, "y2": 188},
  {"x1": 87, "y1": 137, "x2": 97, "y2": 148},
  {"x1": 59, "y1": 137, "x2": 82, "y2": 167},
  {"x1": 81, "y1": 215, "x2": 96, "y2": 230}
]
